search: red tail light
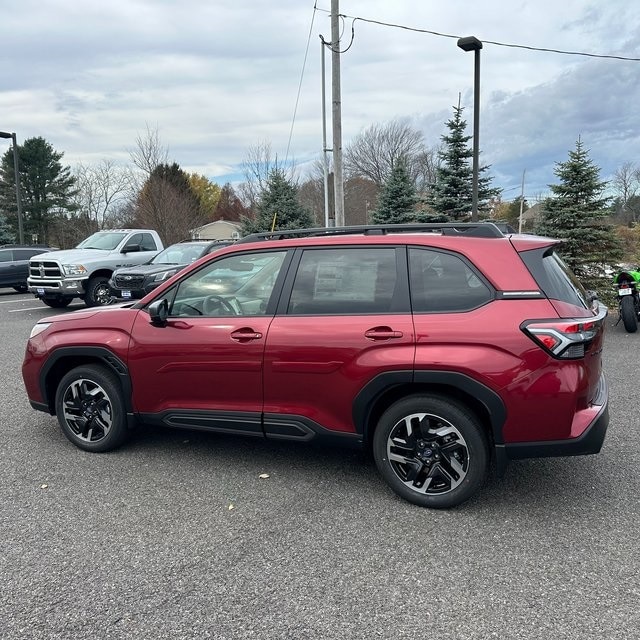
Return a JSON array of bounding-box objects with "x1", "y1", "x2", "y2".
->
[{"x1": 521, "y1": 305, "x2": 607, "y2": 359}]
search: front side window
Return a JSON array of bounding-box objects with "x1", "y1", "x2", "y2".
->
[
  {"x1": 409, "y1": 247, "x2": 492, "y2": 312},
  {"x1": 287, "y1": 247, "x2": 399, "y2": 315},
  {"x1": 169, "y1": 251, "x2": 287, "y2": 317}
]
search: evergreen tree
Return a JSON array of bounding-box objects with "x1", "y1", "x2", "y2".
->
[
  {"x1": 241, "y1": 168, "x2": 313, "y2": 235},
  {"x1": 0, "y1": 212, "x2": 15, "y2": 243},
  {"x1": 536, "y1": 138, "x2": 622, "y2": 275},
  {"x1": 429, "y1": 103, "x2": 500, "y2": 219},
  {"x1": 0, "y1": 137, "x2": 77, "y2": 244},
  {"x1": 370, "y1": 159, "x2": 419, "y2": 224}
]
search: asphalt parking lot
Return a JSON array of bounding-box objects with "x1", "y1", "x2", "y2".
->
[{"x1": 1, "y1": 289, "x2": 639, "y2": 640}]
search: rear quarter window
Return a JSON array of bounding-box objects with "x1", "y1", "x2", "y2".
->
[
  {"x1": 520, "y1": 247, "x2": 589, "y2": 309},
  {"x1": 409, "y1": 247, "x2": 493, "y2": 312}
]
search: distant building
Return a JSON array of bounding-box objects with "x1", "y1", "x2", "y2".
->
[
  {"x1": 191, "y1": 219, "x2": 242, "y2": 241},
  {"x1": 520, "y1": 202, "x2": 543, "y2": 231}
]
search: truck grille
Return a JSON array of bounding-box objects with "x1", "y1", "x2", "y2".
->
[
  {"x1": 114, "y1": 274, "x2": 145, "y2": 288},
  {"x1": 29, "y1": 260, "x2": 62, "y2": 281}
]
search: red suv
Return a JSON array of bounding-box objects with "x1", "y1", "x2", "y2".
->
[{"x1": 22, "y1": 223, "x2": 609, "y2": 508}]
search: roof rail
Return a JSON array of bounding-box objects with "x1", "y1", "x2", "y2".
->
[{"x1": 237, "y1": 222, "x2": 505, "y2": 244}]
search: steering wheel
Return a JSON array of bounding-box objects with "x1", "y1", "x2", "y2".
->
[{"x1": 203, "y1": 295, "x2": 237, "y2": 316}]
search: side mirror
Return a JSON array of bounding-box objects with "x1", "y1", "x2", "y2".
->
[
  {"x1": 148, "y1": 299, "x2": 169, "y2": 327},
  {"x1": 122, "y1": 243, "x2": 141, "y2": 253}
]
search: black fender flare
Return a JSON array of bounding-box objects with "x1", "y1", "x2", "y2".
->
[
  {"x1": 352, "y1": 370, "x2": 506, "y2": 445},
  {"x1": 39, "y1": 347, "x2": 134, "y2": 415}
]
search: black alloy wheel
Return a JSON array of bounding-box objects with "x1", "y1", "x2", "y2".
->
[
  {"x1": 55, "y1": 365, "x2": 129, "y2": 452},
  {"x1": 373, "y1": 395, "x2": 488, "y2": 509},
  {"x1": 85, "y1": 276, "x2": 112, "y2": 307}
]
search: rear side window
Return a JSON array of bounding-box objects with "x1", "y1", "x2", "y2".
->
[
  {"x1": 287, "y1": 247, "x2": 399, "y2": 315},
  {"x1": 140, "y1": 233, "x2": 159, "y2": 251},
  {"x1": 409, "y1": 247, "x2": 492, "y2": 312},
  {"x1": 520, "y1": 247, "x2": 589, "y2": 309}
]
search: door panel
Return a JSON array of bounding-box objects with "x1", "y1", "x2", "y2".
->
[
  {"x1": 263, "y1": 246, "x2": 414, "y2": 434},
  {"x1": 128, "y1": 250, "x2": 288, "y2": 431}
]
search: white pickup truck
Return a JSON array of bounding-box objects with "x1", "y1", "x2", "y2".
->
[{"x1": 27, "y1": 229, "x2": 164, "y2": 308}]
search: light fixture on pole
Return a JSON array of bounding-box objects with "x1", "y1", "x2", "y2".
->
[
  {"x1": 457, "y1": 36, "x2": 482, "y2": 222},
  {"x1": 0, "y1": 130, "x2": 25, "y2": 244}
]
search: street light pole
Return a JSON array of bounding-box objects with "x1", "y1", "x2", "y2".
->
[
  {"x1": 0, "y1": 131, "x2": 24, "y2": 244},
  {"x1": 457, "y1": 36, "x2": 483, "y2": 222}
]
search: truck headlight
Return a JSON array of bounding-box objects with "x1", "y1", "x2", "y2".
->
[
  {"x1": 62, "y1": 264, "x2": 87, "y2": 276},
  {"x1": 153, "y1": 269, "x2": 177, "y2": 282}
]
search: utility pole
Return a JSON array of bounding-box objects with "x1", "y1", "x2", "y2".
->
[
  {"x1": 518, "y1": 169, "x2": 526, "y2": 233},
  {"x1": 330, "y1": 0, "x2": 345, "y2": 227},
  {"x1": 320, "y1": 36, "x2": 332, "y2": 227}
]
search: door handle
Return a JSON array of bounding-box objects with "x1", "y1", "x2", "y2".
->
[
  {"x1": 364, "y1": 327, "x2": 404, "y2": 340},
  {"x1": 231, "y1": 328, "x2": 263, "y2": 342}
]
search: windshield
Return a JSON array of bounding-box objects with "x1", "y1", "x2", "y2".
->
[
  {"x1": 151, "y1": 244, "x2": 207, "y2": 265},
  {"x1": 76, "y1": 232, "x2": 128, "y2": 251}
]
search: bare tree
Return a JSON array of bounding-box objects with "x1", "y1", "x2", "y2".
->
[
  {"x1": 238, "y1": 141, "x2": 297, "y2": 213},
  {"x1": 613, "y1": 162, "x2": 640, "y2": 224},
  {"x1": 129, "y1": 124, "x2": 169, "y2": 178},
  {"x1": 344, "y1": 119, "x2": 427, "y2": 187},
  {"x1": 136, "y1": 174, "x2": 204, "y2": 245},
  {"x1": 73, "y1": 161, "x2": 135, "y2": 231}
]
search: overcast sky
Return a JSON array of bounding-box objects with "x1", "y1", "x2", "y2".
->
[{"x1": 1, "y1": 0, "x2": 639, "y2": 200}]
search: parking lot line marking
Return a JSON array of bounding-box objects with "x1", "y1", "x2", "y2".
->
[
  {"x1": 0, "y1": 298, "x2": 34, "y2": 304},
  {"x1": 8, "y1": 305, "x2": 82, "y2": 312}
]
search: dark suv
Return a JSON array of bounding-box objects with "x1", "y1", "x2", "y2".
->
[
  {"x1": 22, "y1": 224, "x2": 609, "y2": 508},
  {"x1": 0, "y1": 245, "x2": 55, "y2": 292},
  {"x1": 109, "y1": 239, "x2": 231, "y2": 300}
]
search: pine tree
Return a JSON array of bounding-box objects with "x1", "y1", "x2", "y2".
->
[
  {"x1": 0, "y1": 212, "x2": 15, "y2": 243},
  {"x1": 0, "y1": 137, "x2": 77, "y2": 244},
  {"x1": 429, "y1": 103, "x2": 500, "y2": 219},
  {"x1": 370, "y1": 159, "x2": 419, "y2": 224},
  {"x1": 536, "y1": 138, "x2": 622, "y2": 276},
  {"x1": 241, "y1": 168, "x2": 313, "y2": 235}
]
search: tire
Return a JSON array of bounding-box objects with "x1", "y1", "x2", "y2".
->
[
  {"x1": 54, "y1": 364, "x2": 129, "y2": 452},
  {"x1": 42, "y1": 298, "x2": 72, "y2": 308},
  {"x1": 13, "y1": 284, "x2": 28, "y2": 293},
  {"x1": 84, "y1": 276, "x2": 112, "y2": 307},
  {"x1": 373, "y1": 394, "x2": 489, "y2": 509},
  {"x1": 620, "y1": 295, "x2": 638, "y2": 333}
]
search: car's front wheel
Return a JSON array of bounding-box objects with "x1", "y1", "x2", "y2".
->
[
  {"x1": 84, "y1": 276, "x2": 112, "y2": 307},
  {"x1": 13, "y1": 284, "x2": 28, "y2": 293},
  {"x1": 55, "y1": 364, "x2": 129, "y2": 452},
  {"x1": 373, "y1": 394, "x2": 488, "y2": 509}
]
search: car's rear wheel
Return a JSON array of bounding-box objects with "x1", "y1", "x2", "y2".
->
[
  {"x1": 55, "y1": 365, "x2": 129, "y2": 452},
  {"x1": 373, "y1": 394, "x2": 488, "y2": 509},
  {"x1": 42, "y1": 298, "x2": 72, "y2": 308},
  {"x1": 13, "y1": 284, "x2": 28, "y2": 293},
  {"x1": 84, "y1": 276, "x2": 112, "y2": 307},
  {"x1": 620, "y1": 295, "x2": 638, "y2": 333}
]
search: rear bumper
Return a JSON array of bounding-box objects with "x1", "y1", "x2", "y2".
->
[{"x1": 495, "y1": 374, "x2": 609, "y2": 474}]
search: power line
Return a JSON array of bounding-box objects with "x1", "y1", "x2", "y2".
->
[
  {"x1": 285, "y1": 3, "x2": 319, "y2": 164},
  {"x1": 315, "y1": 9, "x2": 640, "y2": 61}
]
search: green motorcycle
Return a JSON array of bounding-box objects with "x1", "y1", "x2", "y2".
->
[{"x1": 614, "y1": 268, "x2": 640, "y2": 333}]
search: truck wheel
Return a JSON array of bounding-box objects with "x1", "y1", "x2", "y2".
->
[
  {"x1": 373, "y1": 394, "x2": 488, "y2": 509},
  {"x1": 620, "y1": 295, "x2": 638, "y2": 333},
  {"x1": 85, "y1": 276, "x2": 112, "y2": 307},
  {"x1": 55, "y1": 364, "x2": 129, "y2": 452},
  {"x1": 13, "y1": 285, "x2": 28, "y2": 293},
  {"x1": 43, "y1": 298, "x2": 72, "y2": 308}
]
